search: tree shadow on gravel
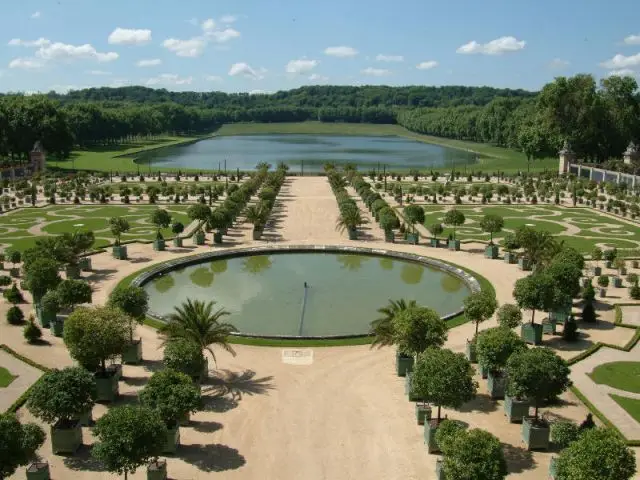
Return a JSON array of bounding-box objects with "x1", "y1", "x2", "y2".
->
[
  {"x1": 190, "y1": 419, "x2": 224, "y2": 433},
  {"x1": 458, "y1": 393, "x2": 499, "y2": 413},
  {"x1": 179, "y1": 443, "x2": 246, "y2": 472},
  {"x1": 201, "y1": 395, "x2": 239, "y2": 413},
  {"x1": 204, "y1": 369, "x2": 275, "y2": 401},
  {"x1": 502, "y1": 443, "x2": 535, "y2": 474},
  {"x1": 141, "y1": 358, "x2": 165, "y2": 372},
  {"x1": 62, "y1": 445, "x2": 107, "y2": 472}
]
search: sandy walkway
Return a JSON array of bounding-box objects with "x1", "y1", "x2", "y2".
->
[{"x1": 2, "y1": 176, "x2": 639, "y2": 479}]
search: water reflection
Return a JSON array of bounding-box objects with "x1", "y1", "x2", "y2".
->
[
  {"x1": 190, "y1": 267, "x2": 214, "y2": 288},
  {"x1": 379, "y1": 257, "x2": 394, "y2": 271},
  {"x1": 400, "y1": 263, "x2": 424, "y2": 285},
  {"x1": 336, "y1": 254, "x2": 370, "y2": 272},
  {"x1": 153, "y1": 275, "x2": 175, "y2": 293},
  {"x1": 242, "y1": 255, "x2": 273, "y2": 275},
  {"x1": 441, "y1": 275, "x2": 463, "y2": 293},
  {"x1": 210, "y1": 259, "x2": 228, "y2": 274}
]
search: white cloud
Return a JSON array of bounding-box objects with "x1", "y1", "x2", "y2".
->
[
  {"x1": 600, "y1": 53, "x2": 640, "y2": 69},
  {"x1": 456, "y1": 36, "x2": 526, "y2": 55},
  {"x1": 206, "y1": 28, "x2": 240, "y2": 43},
  {"x1": 416, "y1": 60, "x2": 438, "y2": 70},
  {"x1": 36, "y1": 42, "x2": 118, "y2": 62},
  {"x1": 31, "y1": 11, "x2": 41, "y2": 19},
  {"x1": 137, "y1": 58, "x2": 162, "y2": 67},
  {"x1": 220, "y1": 15, "x2": 237, "y2": 24},
  {"x1": 228, "y1": 62, "x2": 264, "y2": 79},
  {"x1": 205, "y1": 75, "x2": 223, "y2": 82},
  {"x1": 9, "y1": 58, "x2": 45, "y2": 69},
  {"x1": 623, "y1": 35, "x2": 640, "y2": 46},
  {"x1": 607, "y1": 69, "x2": 637, "y2": 78},
  {"x1": 361, "y1": 67, "x2": 391, "y2": 76},
  {"x1": 376, "y1": 54, "x2": 403, "y2": 62},
  {"x1": 8, "y1": 38, "x2": 51, "y2": 47},
  {"x1": 146, "y1": 73, "x2": 193, "y2": 86},
  {"x1": 201, "y1": 19, "x2": 216, "y2": 32},
  {"x1": 548, "y1": 58, "x2": 570, "y2": 69},
  {"x1": 86, "y1": 70, "x2": 112, "y2": 75},
  {"x1": 324, "y1": 46, "x2": 358, "y2": 58},
  {"x1": 163, "y1": 37, "x2": 207, "y2": 57},
  {"x1": 308, "y1": 73, "x2": 329, "y2": 82},
  {"x1": 286, "y1": 58, "x2": 318, "y2": 74},
  {"x1": 108, "y1": 28, "x2": 152, "y2": 46}
]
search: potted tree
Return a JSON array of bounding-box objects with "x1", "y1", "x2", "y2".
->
[
  {"x1": 604, "y1": 248, "x2": 617, "y2": 269},
  {"x1": 108, "y1": 285, "x2": 149, "y2": 364},
  {"x1": 139, "y1": 370, "x2": 202, "y2": 454},
  {"x1": 427, "y1": 223, "x2": 443, "y2": 248},
  {"x1": 151, "y1": 209, "x2": 171, "y2": 251},
  {"x1": 159, "y1": 299, "x2": 236, "y2": 380},
  {"x1": 208, "y1": 210, "x2": 227, "y2": 244},
  {"x1": 379, "y1": 210, "x2": 399, "y2": 243},
  {"x1": 369, "y1": 299, "x2": 418, "y2": 375},
  {"x1": 497, "y1": 304, "x2": 523, "y2": 330},
  {"x1": 613, "y1": 258, "x2": 626, "y2": 287},
  {"x1": 57, "y1": 279, "x2": 92, "y2": 312},
  {"x1": 404, "y1": 205, "x2": 425, "y2": 244},
  {"x1": 0, "y1": 413, "x2": 46, "y2": 480},
  {"x1": 480, "y1": 214, "x2": 504, "y2": 259},
  {"x1": 513, "y1": 273, "x2": 556, "y2": 345},
  {"x1": 63, "y1": 306, "x2": 130, "y2": 403},
  {"x1": 25, "y1": 258, "x2": 61, "y2": 326},
  {"x1": 110, "y1": 217, "x2": 130, "y2": 260},
  {"x1": 597, "y1": 275, "x2": 609, "y2": 297},
  {"x1": 163, "y1": 338, "x2": 207, "y2": 383},
  {"x1": 477, "y1": 327, "x2": 526, "y2": 399},
  {"x1": 506, "y1": 348, "x2": 571, "y2": 450},
  {"x1": 8, "y1": 250, "x2": 21, "y2": 278},
  {"x1": 27, "y1": 367, "x2": 96, "y2": 454},
  {"x1": 92, "y1": 405, "x2": 167, "y2": 480},
  {"x1": 74, "y1": 231, "x2": 95, "y2": 272},
  {"x1": 172, "y1": 222, "x2": 184, "y2": 247},
  {"x1": 502, "y1": 233, "x2": 519, "y2": 264},
  {"x1": 335, "y1": 203, "x2": 368, "y2": 240},
  {"x1": 411, "y1": 347, "x2": 477, "y2": 453},
  {"x1": 246, "y1": 203, "x2": 268, "y2": 240},
  {"x1": 41, "y1": 290, "x2": 61, "y2": 333},
  {"x1": 443, "y1": 208, "x2": 465, "y2": 251},
  {"x1": 463, "y1": 290, "x2": 498, "y2": 363},
  {"x1": 555, "y1": 427, "x2": 636, "y2": 480},
  {"x1": 592, "y1": 247, "x2": 603, "y2": 276},
  {"x1": 439, "y1": 428, "x2": 508, "y2": 480}
]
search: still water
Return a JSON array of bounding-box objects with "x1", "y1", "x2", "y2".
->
[
  {"x1": 143, "y1": 253, "x2": 470, "y2": 337},
  {"x1": 135, "y1": 134, "x2": 477, "y2": 173}
]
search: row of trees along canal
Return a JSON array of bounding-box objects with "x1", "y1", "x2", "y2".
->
[{"x1": 2, "y1": 74, "x2": 639, "y2": 167}]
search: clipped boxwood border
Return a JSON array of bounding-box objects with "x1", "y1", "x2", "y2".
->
[
  {"x1": 113, "y1": 246, "x2": 494, "y2": 347},
  {"x1": 0, "y1": 344, "x2": 50, "y2": 413},
  {"x1": 566, "y1": 303, "x2": 640, "y2": 446}
]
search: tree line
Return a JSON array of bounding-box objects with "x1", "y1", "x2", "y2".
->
[{"x1": 1, "y1": 75, "x2": 639, "y2": 165}]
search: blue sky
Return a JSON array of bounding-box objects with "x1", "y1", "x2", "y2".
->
[{"x1": 2, "y1": 0, "x2": 640, "y2": 94}]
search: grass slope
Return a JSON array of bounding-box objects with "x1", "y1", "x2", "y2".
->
[{"x1": 590, "y1": 361, "x2": 640, "y2": 393}]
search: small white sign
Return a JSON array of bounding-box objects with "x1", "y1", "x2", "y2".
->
[{"x1": 282, "y1": 349, "x2": 314, "y2": 365}]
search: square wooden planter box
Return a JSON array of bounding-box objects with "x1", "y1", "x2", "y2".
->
[
  {"x1": 504, "y1": 251, "x2": 516, "y2": 264},
  {"x1": 36, "y1": 306, "x2": 55, "y2": 329},
  {"x1": 521, "y1": 323, "x2": 543, "y2": 345},
  {"x1": 79, "y1": 257, "x2": 92, "y2": 272},
  {"x1": 147, "y1": 460, "x2": 167, "y2": 480},
  {"x1": 252, "y1": 229, "x2": 262, "y2": 240},
  {"x1": 487, "y1": 371, "x2": 507, "y2": 399},
  {"x1": 396, "y1": 352, "x2": 414, "y2": 377},
  {"x1": 406, "y1": 233, "x2": 419, "y2": 245},
  {"x1": 448, "y1": 239, "x2": 460, "y2": 251},
  {"x1": 435, "y1": 459, "x2": 445, "y2": 480},
  {"x1": 485, "y1": 244, "x2": 499, "y2": 259},
  {"x1": 50, "y1": 318, "x2": 64, "y2": 337},
  {"x1": 613, "y1": 277, "x2": 623, "y2": 288},
  {"x1": 193, "y1": 231, "x2": 206, "y2": 245},
  {"x1": 415, "y1": 404, "x2": 432, "y2": 425},
  {"x1": 542, "y1": 320, "x2": 557, "y2": 335},
  {"x1": 465, "y1": 340, "x2": 477, "y2": 363},
  {"x1": 521, "y1": 417, "x2": 550, "y2": 450},
  {"x1": 593, "y1": 266, "x2": 601, "y2": 276},
  {"x1": 26, "y1": 462, "x2": 50, "y2": 480},
  {"x1": 122, "y1": 339, "x2": 143, "y2": 364},
  {"x1": 424, "y1": 421, "x2": 441, "y2": 454},
  {"x1": 504, "y1": 394, "x2": 530, "y2": 423},
  {"x1": 518, "y1": 257, "x2": 532, "y2": 271},
  {"x1": 51, "y1": 422, "x2": 82, "y2": 454},
  {"x1": 95, "y1": 371, "x2": 119, "y2": 403},
  {"x1": 173, "y1": 237, "x2": 183, "y2": 247},
  {"x1": 163, "y1": 425, "x2": 181, "y2": 454},
  {"x1": 429, "y1": 238, "x2": 439, "y2": 248},
  {"x1": 213, "y1": 231, "x2": 223, "y2": 244},
  {"x1": 479, "y1": 364, "x2": 488, "y2": 379},
  {"x1": 153, "y1": 239, "x2": 166, "y2": 251},
  {"x1": 384, "y1": 231, "x2": 395, "y2": 243},
  {"x1": 112, "y1": 245, "x2": 128, "y2": 260},
  {"x1": 347, "y1": 228, "x2": 358, "y2": 240}
]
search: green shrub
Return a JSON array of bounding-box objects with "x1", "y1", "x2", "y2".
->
[
  {"x1": 563, "y1": 315, "x2": 580, "y2": 340},
  {"x1": 597, "y1": 275, "x2": 609, "y2": 288},
  {"x1": 496, "y1": 304, "x2": 522, "y2": 329},
  {"x1": 630, "y1": 284, "x2": 640, "y2": 300},
  {"x1": 551, "y1": 421, "x2": 580, "y2": 449},
  {"x1": 0, "y1": 276, "x2": 11, "y2": 287},
  {"x1": 3, "y1": 284, "x2": 24, "y2": 304},
  {"x1": 163, "y1": 339, "x2": 206, "y2": 378},
  {"x1": 23, "y1": 319, "x2": 42, "y2": 343},
  {"x1": 7, "y1": 306, "x2": 25, "y2": 325}
]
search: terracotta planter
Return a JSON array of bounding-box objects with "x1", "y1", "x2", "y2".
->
[
  {"x1": 521, "y1": 417, "x2": 550, "y2": 450},
  {"x1": 504, "y1": 394, "x2": 530, "y2": 423}
]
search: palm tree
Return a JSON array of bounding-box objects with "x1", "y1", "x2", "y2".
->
[
  {"x1": 335, "y1": 207, "x2": 368, "y2": 234},
  {"x1": 370, "y1": 299, "x2": 417, "y2": 348},
  {"x1": 245, "y1": 204, "x2": 268, "y2": 228},
  {"x1": 160, "y1": 299, "x2": 237, "y2": 371}
]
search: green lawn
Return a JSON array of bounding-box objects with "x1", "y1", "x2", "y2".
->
[
  {"x1": 47, "y1": 135, "x2": 209, "y2": 173},
  {"x1": 0, "y1": 205, "x2": 192, "y2": 252},
  {"x1": 216, "y1": 122, "x2": 555, "y2": 173},
  {"x1": 610, "y1": 394, "x2": 640, "y2": 423},
  {"x1": 402, "y1": 205, "x2": 640, "y2": 253},
  {"x1": 591, "y1": 362, "x2": 640, "y2": 393},
  {"x1": 0, "y1": 367, "x2": 17, "y2": 387}
]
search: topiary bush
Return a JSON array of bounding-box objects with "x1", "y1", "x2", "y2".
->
[
  {"x1": 563, "y1": 315, "x2": 580, "y2": 341},
  {"x1": 3, "y1": 284, "x2": 24, "y2": 304},
  {"x1": 23, "y1": 317, "x2": 42, "y2": 343},
  {"x1": 163, "y1": 339, "x2": 206, "y2": 378},
  {"x1": 550, "y1": 421, "x2": 580, "y2": 449},
  {"x1": 7, "y1": 306, "x2": 25, "y2": 325},
  {"x1": 496, "y1": 304, "x2": 523, "y2": 329}
]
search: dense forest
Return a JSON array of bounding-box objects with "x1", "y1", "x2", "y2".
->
[{"x1": 0, "y1": 75, "x2": 639, "y2": 167}]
